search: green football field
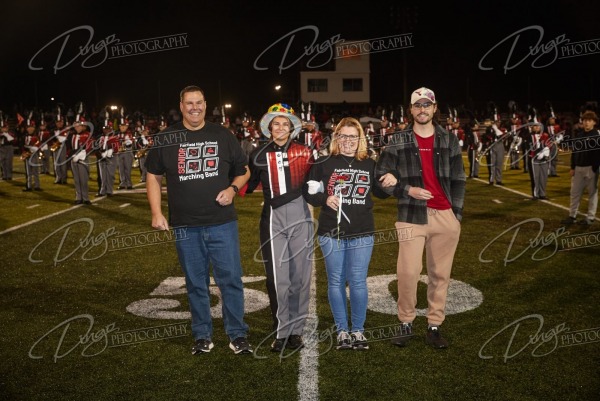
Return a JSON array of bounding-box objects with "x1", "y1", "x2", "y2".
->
[{"x1": 1, "y1": 152, "x2": 598, "y2": 401}]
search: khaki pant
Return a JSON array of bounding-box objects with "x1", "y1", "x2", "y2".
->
[{"x1": 395, "y1": 208, "x2": 461, "y2": 326}]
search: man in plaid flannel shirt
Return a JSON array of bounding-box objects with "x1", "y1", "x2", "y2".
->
[{"x1": 376, "y1": 87, "x2": 466, "y2": 349}]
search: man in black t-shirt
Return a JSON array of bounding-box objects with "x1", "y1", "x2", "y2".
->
[{"x1": 145, "y1": 85, "x2": 253, "y2": 355}]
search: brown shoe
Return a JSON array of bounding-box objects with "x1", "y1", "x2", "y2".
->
[
  {"x1": 391, "y1": 322, "x2": 413, "y2": 347},
  {"x1": 425, "y1": 326, "x2": 448, "y2": 349}
]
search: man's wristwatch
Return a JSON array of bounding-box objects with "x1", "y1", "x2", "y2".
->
[{"x1": 229, "y1": 184, "x2": 239, "y2": 193}]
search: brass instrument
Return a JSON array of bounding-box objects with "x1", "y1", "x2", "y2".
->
[
  {"x1": 133, "y1": 148, "x2": 148, "y2": 168},
  {"x1": 50, "y1": 141, "x2": 61, "y2": 152},
  {"x1": 20, "y1": 150, "x2": 32, "y2": 160}
]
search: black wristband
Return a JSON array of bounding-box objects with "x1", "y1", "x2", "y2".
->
[{"x1": 229, "y1": 184, "x2": 239, "y2": 193}]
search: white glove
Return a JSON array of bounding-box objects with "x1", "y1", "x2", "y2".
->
[
  {"x1": 458, "y1": 140, "x2": 464, "y2": 147},
  {"x1": 73, "y1": 150, "x2": 86, "y2": 162},
  {"x1": 2, "y1": 132, "x2": 14, "y2": 141},
  {"x1": 307, "y1": 180, "x2": 324, "y2": 195},
  {"x1": 57, "y1": 135, "x2": 66, "y2": 143},
  {"x1": 29, "y1": 146, "x2": 39, "y2": 153},
  {"x1": 492, "y1": 124, "x2": 503, "y2": 137},
  {"x1": 142, "y1": 137, "x2": 149, "y2": 146},
  {"x1": 124, "y1": 139, "x2": 133, "y2": 146},
  {"x1": 542, "y1": 147, "x2": 550, "y2": 158},
  {"x1": 106, "y1": 148, "x2": 113, "y2": 158}
]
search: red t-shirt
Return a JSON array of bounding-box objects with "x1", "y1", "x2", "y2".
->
[{"x1": 415, "y1": 133, "x2": 451, "y2": 210}]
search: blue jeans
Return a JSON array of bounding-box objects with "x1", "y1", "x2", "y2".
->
[
  {"x1": 175, "y1": 221, "x2": 249, "y2": 341},
  {"x1": 319, "y1": 235, "x2": 374, "y2": 333}
]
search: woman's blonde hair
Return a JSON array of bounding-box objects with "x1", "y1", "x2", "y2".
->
[{"x1": 328, "y1": 117, "x2": 369, "y2": 160}]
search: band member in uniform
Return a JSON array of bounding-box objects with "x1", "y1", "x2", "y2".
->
[
  {"x1": 450, "y1": 117, "x2": 464, "y2": 150},
  {"x1": 117, "y1": 117, "x2": 134, "y2": 190},
  {"x1": 67, "y1": 116, "x2": 92, "y2": 204},
  {"x1": 246, "y1": 103, "x2": 314, "y2": 352},
  {"x1": 546, "y1": 114, "x2": 562, "y2": 177},
  {"x1": 135, "y1": 124, "x2": 150, "y2": 183},
  {"x1": 528, "y1": 117, "x2": 550, "y2": 200},
  {"x1": 364, "y1": 121, "x2": 376, "y2": 158},
  {"x1": 376, "y1": 113, "x2": 391, "y2": 155},
  {"x1": 38, "y1": 117, "x2": 52, "y2": 175},
  {"x1": 520, "y1": 118, "x2": 532, "y2": 174},
  {"x1": 22, "y1": 118, "x2": 41, "y2": 191},
  {"x1": 97, "y1": 120, "x2": 120, "y2": 197},
  {"x1": 483, "y1": 112, "x2": 506, "y2": 185},
  {"x1": 465, "y1": 120, "x2": 481, "y2": 178},
  {"x1": 508, "y1": 114, "x2": 523, "y2": 170},
  {"x1": 0, "y1": 114, "x2": 15, "y2": 180},
  {"x1": 52, "y1": 112, "x2": 69, "y2": 184}
]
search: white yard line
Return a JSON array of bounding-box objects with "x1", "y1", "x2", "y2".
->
[
  {"x1": 473, "y1": 178, "x2": 583, "y2": 215},
  {"x1": 298, "y1": 205, "x2": 319, "y2": 401},
  {"x1": 298, "y1": 254, "x2": 319, "y2": 401}
]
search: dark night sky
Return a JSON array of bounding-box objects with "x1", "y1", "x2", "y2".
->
[{"x1": 1, "y1": 0, "x2": 599, "y2": 119}]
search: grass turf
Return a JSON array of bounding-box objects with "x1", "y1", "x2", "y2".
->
[{"x1": 0, "y1": 152, "x2": 598, "y2": 401}]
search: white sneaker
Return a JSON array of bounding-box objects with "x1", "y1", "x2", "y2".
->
[{"x1": 336, "y1": 331, "x2": 352, "y2": 350}]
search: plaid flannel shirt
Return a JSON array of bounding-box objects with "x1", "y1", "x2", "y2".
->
[{"x1": 375, "y1": 124, "x2": 466, "y2": 224}]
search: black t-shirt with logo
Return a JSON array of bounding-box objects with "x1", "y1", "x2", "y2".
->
[
  {"x1": 145, "y1": 122, "x2": 248, "y2": 227},
  {"x1": 303, "y1": 155, "x2": 387, "y2": 238}
]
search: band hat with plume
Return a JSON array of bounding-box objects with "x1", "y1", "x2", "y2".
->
[{"x1": 259, "y1": 103, "x2": 302, "y2": 139}]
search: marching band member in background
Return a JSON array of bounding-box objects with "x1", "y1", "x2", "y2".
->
[
  {"x1": 66, "y1": 115, "x2": 92, "y2": 204},
  {"x1": 52, "y1": 112, "x2": 69, "y2": 184},
  {"x1": 97, "y1": 119, "x2": 120, "y2": 197},
  {"x1": 483, "y1": 111, "x2": 506, "y2": 186},
  {"x1": 546, "y1": 112, "x2": 562, "y2": 177},
  {"x1": 0, "y1": 113, "x2": 15, "y2": 180},
  {"x1": 38, "y1": 117, "x2": 52, "y2": 175},
  {"x1": 117, "y1": 115, "x2": 134, "y2": 190},
  {"x1": 465, "y1": 120, "x2": 481, "y2": 178},
  {"x1": 22, "y1": 117, "x2": 41, "y2": 191},
  {"x1": 450, "y1": 113, "x2": 464, "y2": 150},
  {"x1": 134, "y1": 121, "x2": 150, "y2": 183},
  {"x1": 528, "y1": 116, "x2": 550, "y2": 200},
  {"x1": 508, "y1": 113, "x2": 523, "y2": 170}
]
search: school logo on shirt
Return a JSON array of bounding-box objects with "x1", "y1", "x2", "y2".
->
[
  {"x1": 178, "y1": 141, "x2": 220, "y2": 181},
  {"x1": 327, "y1": 168, "x2": 371, "y2": 204}
]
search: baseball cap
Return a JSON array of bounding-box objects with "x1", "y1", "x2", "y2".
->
[{"x1": 411, "y1": 87, "x2": 436, "y2": 104}]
